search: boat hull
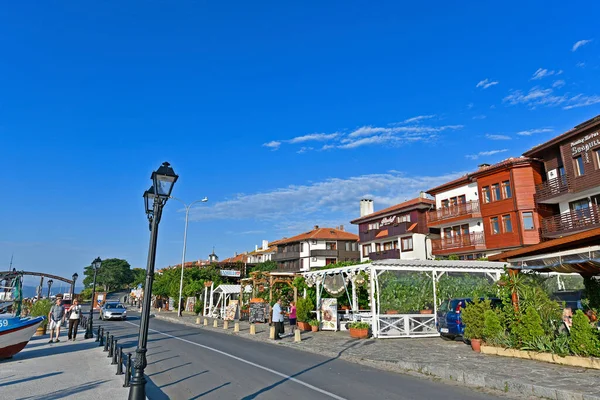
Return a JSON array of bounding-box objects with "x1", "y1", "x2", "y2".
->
[{"x1": 0, "y1": 316, "x2": 45, "y2": 359}]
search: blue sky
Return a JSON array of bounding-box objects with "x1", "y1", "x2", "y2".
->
[{"x1": 2, "y1": 1, "x2": 600, "y2": 283}]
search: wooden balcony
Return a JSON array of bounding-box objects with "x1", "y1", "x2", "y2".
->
[
  {"x1": 427, "y1": 201, "x2": 481, "y2": 226},
  {"x1": 359, "y1": 222, "x2": 410, "y2": 243},
  {"x1": 541, "y1": 204, "x2": 600, "y2": 238},
  {"x1": 272, "y1": 251, "x2": 300, "y2": 262},
  {"x1": 368, "y1": 249, "x2": 400, "y2": 261},
  {"x1": 535, "y1": 175, "x2": 569, "y2": 203},
  {"x1": 431, "y1": 232, "x2": 486, "y2": 255}
]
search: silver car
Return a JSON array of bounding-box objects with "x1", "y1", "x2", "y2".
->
[{"x1": 100, "y1": 302, "x2": 127, "y2": 320}]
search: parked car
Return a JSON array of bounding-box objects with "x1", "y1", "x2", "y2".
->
[
  {"x1": 437, "y1": 297, "x2": 502, "y2": 339},
  {"x1": 100, "y1": 302, "x2": 127, "y2": 321}
]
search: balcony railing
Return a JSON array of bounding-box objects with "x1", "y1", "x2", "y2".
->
[
  {"x1": 535, "y1": 175, "x2": 569, "y2": 203},
  {"x1": 431, "y1": 232, "x2": 485, "y2": 252},
  {"x1": 541, "y1": 204, "x2": 600, "y2": 237},
  {"x1": 310, "y1": 249, "x2": 339, "y2": 258},
  {"x1": 427, "y1": 201, "x2": 481, "y2": 225},
  {"x1": 359, "y1": 222, "x2": 410, "y2": 243},
  {"x1": 368, "y1": 249, "x2": 400, "y2": 261},
  {"x1": 272, "y1": 251, "x2": 300, "y2": 262}
]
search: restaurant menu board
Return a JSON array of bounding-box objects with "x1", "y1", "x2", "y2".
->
[
  {"x1": 186, "y1": 297, "x2": 196, "y2": 312},
  {"x1": 249, "y1": 302, "x2": 267, "y2": 323},
  {"x1": 225, "y1": 300, "x2": 239, "y2": 321},
  {"x1": 321, "y1": 298, "x2": 338, "y2": 331}
]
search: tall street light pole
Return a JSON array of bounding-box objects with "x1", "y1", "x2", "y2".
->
[
  {"x1": 71, "y1": 273, "x2": 78, "y2": 299},
  {"x1": 129, "y1": 162, "x2": 178, "y2": 400},
  {"x1": 170, "y1": 196, "x2": 208, "y2": 317},
  {"x1": 85, "y1": 257, "x2": 102, "y2": 339},
  {"x1": 47, "y1": 280, "x2": 53, "y2": 298}
]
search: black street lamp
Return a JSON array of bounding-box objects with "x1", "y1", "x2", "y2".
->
[
  {"x1": 85, "y1": 257, "x2": 102, "y2": 339},
  {"x1": 129, "y1": 161, "x2": 178, "y2": 400},
  {"x1": 71, "y1": 273, "x2": 79, "y2": 299},
  {"x1": 47, "y1": 279, "x2": 53, "y2": 298}
]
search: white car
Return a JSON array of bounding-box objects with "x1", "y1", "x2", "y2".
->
[{"x1": 100, "y1": 302, "x2": 127, "y2": 321}]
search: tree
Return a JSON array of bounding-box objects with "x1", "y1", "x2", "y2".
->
[
  {"x1": 131, "y1": 268, "x2": 146, "y2": 288},
  {"x1": 82, "y1": 258, "x2": 134, "y2": 292}
]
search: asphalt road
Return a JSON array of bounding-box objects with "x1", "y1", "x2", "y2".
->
[{"x1": 93, "y1": 311, "x2": 511, "y2": 400}]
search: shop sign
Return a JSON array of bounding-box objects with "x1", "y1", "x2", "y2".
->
[
  {"x1": 380, "y1": 216, "x2": 396, "y2": 226},
  {"x1": 571, "y1": 132, "x2": 600, "y2": 156},
  {"x1": 220, "y1": 269, "x2": 241, "y2": 277}
]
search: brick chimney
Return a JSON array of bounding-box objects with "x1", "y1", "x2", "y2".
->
[{"x1": 314, "y1": 225, "x2": 319, "y2": 230}]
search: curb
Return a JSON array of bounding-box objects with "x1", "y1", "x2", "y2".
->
[{"x1": 152, "y1": 313, "x2": 600, "y2": 400}]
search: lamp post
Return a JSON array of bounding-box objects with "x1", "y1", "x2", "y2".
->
[
  {"x1": 129, "y1": 162, "x2": 178, "y2": 400},
  {"x1": 85, "y1": 257, "x2": 102, "y2": 339},
  {"x1": 71, "y1": 273, "x2": 78, "y2": 299},
  {"x1": 47, "y1": 280, "x2": 53, "y2": 298},
  {"x1": 170, "y1": 196, "x2": 208, "y2": 317}
]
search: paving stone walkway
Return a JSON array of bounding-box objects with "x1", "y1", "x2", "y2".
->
[{"x1": 154, "y1": 310, "x2": 600, "y2": 400}]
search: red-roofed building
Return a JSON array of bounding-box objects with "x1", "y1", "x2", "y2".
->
[
  {"x1": 272, "y1": 226, "x2": 359, "y2": 272},
  {"x1": 426, "y1": 157, "x2": 544, "y2": 259},
  {"x1": 350, "y1": 194, "x2": 437, "y2": 261}
]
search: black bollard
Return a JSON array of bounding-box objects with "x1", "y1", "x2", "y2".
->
[
  {"x1": 123, "y1": 353, "x2": 132, "y2": 387},
  {"x1": 95, "y1": 325, "x2": 101, "y2": 342},
  {"x1": 99, "y1": 328, "x2": 104, "y2": 346},
  {"x1": 111, "y1": 339, "x2": 119, "y2": 365},
  {"x1": 116, "y1": 347, "x2": 124, "y2": 375},
  {"x1": 103, "y1": 331, "x2": 110, "y2": 351},
  {"x1": 108, "y1": 335, "x2": 114, "y2": 358}
]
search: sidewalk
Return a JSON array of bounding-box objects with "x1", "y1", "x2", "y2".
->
[
  {"x1": 0, "y1": 329, "x2": 128, "y2": 399},
  {"x1": 155, "y1": 310, "x2": 600, "y2": 400}
]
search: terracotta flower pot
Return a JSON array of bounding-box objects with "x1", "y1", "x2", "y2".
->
[
  {"x1": 298, "y1": 321, "x2": 311, "y2": 331},
  {"x1": 471, "y1": 338, "x2": 482, "y2": 353},
  {"x1": 385, "y1": 310, "x2": 398, "y2": 315},
  {"x1": 311, "y1": 325, "x2": 319, "y2": 332},
  {"x1": 349, "y1": 327, "x2": 369, "y2": 339},
  {"x1": 420, "y1": 309, "x2": 433, "y2": 314}
]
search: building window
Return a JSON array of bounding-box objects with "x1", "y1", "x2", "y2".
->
[
  {"x1": 522, "y1": 212, "x2": 535, "y2": 230},
  {"x1": 326, "y1": 242, "x2": 337, "y2": 250},
  {"x1": 502, "y1": 181, "x2": 512, "y2": 198},
  {"x1": 502, "y1": 214, "x2": 513, "y2": 233},
  {"x1": 375, "y1": 243, "x2": 381, "y2": 252},
  {"x1": 570, "y1": 198, "x2": 590, "y2": 211},
  {"x1": 384, "y1": 241, "x2": 393, "y2": 250},
  {"x1": 368, "y1": 222, "x2": 380, "y2": 230},
  {"x1": 441, "y1": 199, "x2": 449, "y2": 208},
  {"x1": 458, "y1": 195, "x2": 466, "y2": 204},
  {"x1": 490, "y1": 217, "x2": 500, "y2": 234},
  {"x1": 491, "y1": 183, "x2": 501, "y2": 201},
  {"x1": 398, "y1": 214, "x2": 411, "y2": 223},
  {"x1": 345, "y1": 242, "x2": 350, "y2": 251},
  {"x1": 482, "y1": 186, "x2": 491, "y2": 203},
  {"x1": 575, "y1": 156, "x2": 585, "y2": 176},
  {"x1": 352, "y1": 242, "x2": 357, "y2": 251},
  {"x1": 300, "y1": 242, "x2": 304, "y2": 252},
  {"x1": 362, "y1": 245, "x2": 370, "y2": 257},
  {"x1": 401, "y1": 237, "x2": 413, "y2": 251}
]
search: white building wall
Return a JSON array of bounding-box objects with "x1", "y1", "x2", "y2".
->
[{"x1": 434, "y1": 182, "x2": 479, "y2": 208}]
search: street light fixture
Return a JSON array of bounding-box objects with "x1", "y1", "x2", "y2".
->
[
  {"x1": 71, "y1": 273, "x2": 78, "y2": 299},
  {"x1": 170, "y1": 196, "x2": 208, "y2": 317},
  {"x1": 129, "y1": 162, "x2": 178, "y2": 400},
  {"x1": 47, "y1": 279, "x2": 53, "y2": 298},
  {"x1": 85, "y1": 257, "x2": 102, "y2": 339}
]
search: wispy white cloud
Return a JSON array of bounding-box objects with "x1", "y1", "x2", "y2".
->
[
  {"x1": 503, "y1": 86, "x2": 567, "y2": 108},
  {"x1": 516, "y1": 128, "x2": 554, "y2": 136},
  {"x1": 472, "y1": 115, "x2": 486, "y2": 120},
  {"x1": 486, "y1": 134, "x2": 511, "y2": 140},
  {"x1": 262, "y1": 141, "x2": 281, "y2": 150},
  {"x1": 476, "y1": 79, "x2": 499, "y2": 89},
  {"x1": 296, "y1": 146, "x2": 314, "y2": 154},
  {"x1": 403, "y1": 115, "x2": 436, "y2": 124},
  {"x1": 465, "y1": 149, "x2": 508, "y2": 160},
  {"x1": 572, "y1": 39, "x2": 592, "y2": 52},
  {"x1": 552, "y1": 80, "x2": 566, "y2": 88},
  {"x1": 577, "y1": 62, "x2": 586, "y2": 68},
  {"x1": 189, "y1": 171, "x2": 464, "y2": 225},
  {"x1": 467, "y1": 103, "x2": 474, "y2": 109},
  {"x1": 320, "y1": 144, "x2": 335, "y2": 151},
  {"x1": 531, "y1": 68, "x2": 562, "y2": 80},
  {"x1": 348, "y1": 126, "x2": 392, "y2": 138},
  {"x1": 288, "y1": 133, "x2": 340, "y2": 144},
  {"x1": 563, "y1": 94, "x2": 600, "y2": 110}
]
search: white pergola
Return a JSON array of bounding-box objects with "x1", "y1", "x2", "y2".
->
[
  {"x1": 204, "y1": 284, "x2": 251, "y2": 319},
  {"x1": 302, "y1": 259, "x2": 508, "y2": 338}
]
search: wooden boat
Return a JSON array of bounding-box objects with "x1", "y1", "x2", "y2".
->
[{"x1": 0, "y1": 315, "x2": 45, "y2": 359}]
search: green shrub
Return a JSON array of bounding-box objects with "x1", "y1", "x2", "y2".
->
[
  {"x1": 296, "y1": 297, "x2": 314, "y2": 323},
  {"x1": 583, "y1": 277, "x2": 600, "y2": 310},
  {"x1": 462, "y1": 299, "x2": 491, "y2": 340},
  {"x1": 348, "y1": 321, "x2": 370, "y2": 329},
  {"x1": 569, "y1": 310, "x2": 600, "y2": 357},
  {"x1": 30, "y1": 299, "x2": 53, "y2": 327},
  {"x1": 512, "y1": 307, "x2": 544, "y2": 344},
  {"x1": 308, "y1": 319, "x2": 319, "y2": 327},
  {"x1": 483, "y1": 310, "x2": 503, "y2": 344},
  {"x1": 194, "y1": 302, "x2": 203, "y2": 315}
]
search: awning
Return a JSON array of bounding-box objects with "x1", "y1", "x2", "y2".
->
[
  {"x1": 375, "y1": 229, "x2": 389, "y2": 238},
  {"x1": 213, "y1": 284, "x2": 252, "y2": 295}
]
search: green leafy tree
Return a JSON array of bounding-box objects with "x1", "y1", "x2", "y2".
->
[
  {"x1": 131, "y1": 268, "x2": 146, "y2": 288},
  {"x1": 82, "y1": 258, "x2": 134, "y2": 292}
]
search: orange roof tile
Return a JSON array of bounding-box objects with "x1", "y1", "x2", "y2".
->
[
  {"x1": 275, "y1": 227, "x2": 359, "y2": 245},
  {"x1": 350, "y1": 197, "x2": 435, "y2": 224}
]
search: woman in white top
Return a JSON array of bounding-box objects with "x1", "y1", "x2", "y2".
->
[{"x1": 67, "y1": 299, "x2": 82, "y2": 341}]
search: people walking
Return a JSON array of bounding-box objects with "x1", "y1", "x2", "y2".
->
[
  {"x1": 48, "y1": 298, "x2": 65, "y2": 343},
  {"x1": 272, "y1": 298, "x2": 284, "y2": 340},
  {"x1": 289, "y1": 301, "x2": 297, "y2": 331},
  {"x1": 67, "y1": 299, "x2": 82, "y2": 341}
]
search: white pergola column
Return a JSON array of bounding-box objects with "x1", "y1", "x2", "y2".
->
[
  {"x1": 432, "y1": 271, "x2": 438, "y2": 327},
  {"x1": 351, "y1": 275, "x2": 358, "y2": 313},
  {"x1": 370, "y1": 267, "x2": 378, "y2": 338},
  {"x1": 203, "y1": 286, "x2": 208, "y2": 316},
  {"x1": 208, "y1": 282, "x2": 214, "y2": 316},
  {"x1": 316, "y1": 278, "x2": 322, "y2": 322}
]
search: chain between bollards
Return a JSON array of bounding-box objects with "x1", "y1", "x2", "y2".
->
[
  {"x1": 123, "y1": 353, "x2": 132, "y2": 387},
  {"x1": 108, "y1": 335, "x2": 114, "y2": 357},
  {"x1": 111, "y1": 339, "x2": 119, "y2": 365},
  {"x1": 116, "y1": 347, "x2": 124, "y2": 375}
]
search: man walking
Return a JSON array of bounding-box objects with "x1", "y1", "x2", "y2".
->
[
  {"x1": 272, "y1": 298, "x2": 284, "y2": 340},
  {"x1": 48, "y1": 298, "x2": 65, "y2": 343}
]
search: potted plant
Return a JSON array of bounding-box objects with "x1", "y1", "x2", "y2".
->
[
  {"x1": 461, "y1": 299, "x2": 491, "y2": 352},
  {"x1": 30, "y1": 299, "x2": 52, "y2": 336},
  {"x1": 309, "y1": 319, "x2": 319, "y2": 332},
  {"x1": 296, "y1": 297, "x2": 314, "y2": 331},
  {"x1": 348, "y1": 321, "x2": 370, "y2": 339}
]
